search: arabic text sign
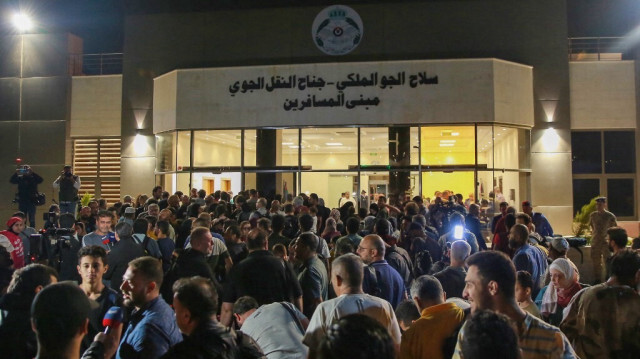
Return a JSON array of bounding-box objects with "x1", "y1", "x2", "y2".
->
[
  {"x1": 154, "y1": 59, "x2": 526, "y2": 131},
  {"x1": 228, "y1": 70, "x2": 438, "y2": 112}
]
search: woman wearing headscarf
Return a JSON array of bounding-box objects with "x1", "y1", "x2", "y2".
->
[
  {"x1": 329, "y1": 208, "x2": 344, "y2": 234},
  {"x1": 321, "y1": 217, "x2": 341, "y2": 244},
  {"x1": 134, "y1": 193, "x2": 148, "y2": 218},
  {"x1": 0, "y1": 217, "x2": 26, "y2": 269},
  {"x1": 536, "y1": 257, "x2": 582, "y2": 326}
]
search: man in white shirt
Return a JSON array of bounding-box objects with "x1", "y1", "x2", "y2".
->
[
  {"x1": 303, "y1": 253, "x2": 401, "y2": 358},
  {"x1": 234, "y1": 296, "x2": 309, "y2": 359},
  {"x1": 338, "y1": 191, "x2": 357, "y2": 208}
]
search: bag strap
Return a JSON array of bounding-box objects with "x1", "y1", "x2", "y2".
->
[
  {"x1": 387, "y1": 246, "x2": 414, "y2": 279},
  {"x1": 442, "y1": 307, "x2": 470, "y2": 359},
  {"x1": 366, "y1": 264, "x2": 381, "y2": 296},
  {"x1": 280, "y1": 302, "x2": 305, "y2": 334}
]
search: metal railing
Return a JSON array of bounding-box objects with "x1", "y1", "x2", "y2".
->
[
  {"x1": 67, "y1": 38, "x2": 624, "y2": 74},
  {"x1": 68, "y1": 53, "x2": 123, "y2": 75},
  {"x1": 568, "y1": 37, "x2": 624, "y2": 61}
]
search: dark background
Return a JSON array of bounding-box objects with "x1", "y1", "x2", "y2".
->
[{"x1": 2, "y1": 0, "x2": 640, "y2": 54}]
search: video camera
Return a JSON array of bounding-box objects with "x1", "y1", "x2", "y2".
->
[
  {"x1": 43, "y1": 211, "x2": 59, "y2": 224},
  {"x1": 28, "y1": 213, "x2": 76, "y2": 263}
]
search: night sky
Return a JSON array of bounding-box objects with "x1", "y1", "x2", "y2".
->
[
  {"x1": 1, "y1": 0, "x2": 124, "y2": 53},
  {"x1": 3, "y1": 0, "x2": 640, "y2": 54}
]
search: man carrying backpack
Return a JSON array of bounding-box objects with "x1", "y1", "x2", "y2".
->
[
  {"x1": 162, "y1": 276, "x2": 265, "y2": 359},
  {"x1": 249, "y1": 198, "x2": 268, "y2": 228},
  {"x1": 104, "y1": 223, "x2": 146, "y2": 292},
  {"x1": 132, "y1": 218, "x2": 162, "y2": 259},
  {"x1": 9, "y1": 164, "x2": 43, "y2": 228},
  {"x1": 282, "y1": 204, "x2": 299, "y2": 240}
]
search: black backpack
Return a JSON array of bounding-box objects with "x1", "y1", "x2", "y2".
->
[
  {"x1": 159, "y1": 249, "x2": 182, "y2": 304},
  {"x1": 313, "y1": 235, "x2": 330, "y2": 273},
  {"x1": 175, "y1": 327, "x2": 265, "y2": 359},
  {"x1": 134, "y1": 235, "x2": 160, "y2": 259},
  {"x1": 234, "y1": 330, "x2": 265, "y2": 359},
  {"x1": 386, "y1": 246, "x2": 414, "y2": 280},
  {"x1": 282, "y1": 215, "x2": 299, "y2": 239},
  {"x1": 213, "y1": 327, "x2": 265, "y2": 359},
  {"x1": 364, "y1": 264, "x2": 382, "y2": 297},
  {"x1": 238, "y1": 211, "x2": 252, "y2": 222},
  {"x1": 442, "y1": 307, "x2": 470, "y2": 359}
]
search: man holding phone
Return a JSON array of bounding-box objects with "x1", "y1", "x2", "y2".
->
[
  {"x1": 9, "y1": 164, "x2": 43, "y2": 228},
  {"x1": 437, "y1": 212, "x2": 479, "y2": 262}
]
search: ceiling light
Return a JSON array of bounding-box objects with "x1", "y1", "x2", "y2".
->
[
  {"x1": 282, "y1": 142, "x2": 294, "y2": 145},
  {"x1": 326, "y1": 142, "x2": 343, "y2": 146},
  {"x1": 440, "y1": 140, "x2": 456, "y2": 143},
  {"x1": 452, "y1": 132, "x2": 459, "y2": 136},
  {"x1": 439, "y1": 143, "x2": 454, "y2": 147},
  {"x1": 288, "y1": 145, "x2": 299, "y2": 149}
]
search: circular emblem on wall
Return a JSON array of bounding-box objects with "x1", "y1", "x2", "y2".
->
[{"x1": 312, "y1": 5, "x2": 363, "y2": 56}]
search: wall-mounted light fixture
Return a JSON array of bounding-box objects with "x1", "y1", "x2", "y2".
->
[
  {"x1": 540, "y1": 100, "x2": 558, "y2": 123},
  {"x1": 12, "y1": 13, "x2": 33, "y2": 33}
]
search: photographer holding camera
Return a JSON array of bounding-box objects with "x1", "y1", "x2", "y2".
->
[
  {"x1": 49, "y1": 213, "x2": 82, "y2": 282},
  {"x1": 53, "y1": 165, "x2": 81, "y2": 215},
  {"x1": 10, "y1": 164, "x2": 43, "y2": 228}
]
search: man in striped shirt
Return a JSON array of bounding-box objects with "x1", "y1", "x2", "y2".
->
[{"x1": 453, "y1": 251, "x2": 577, "y2": 359}]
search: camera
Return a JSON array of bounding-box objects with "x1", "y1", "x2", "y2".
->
[
  {"x1": 64, "y1": 171, "x2": 73, "y2": 178},
  {"x1": 29, "y1": 228, "x2": 75, "y2": 263},
  {"x1": 17, "y1": 165, "x2": 29, "y2": 176},
  {"x1": 29, "y1": 213, "x2": 77, "y2": 263},
  {"x1": 43, "y1": 211, "x2": 59, "y2": 224}
]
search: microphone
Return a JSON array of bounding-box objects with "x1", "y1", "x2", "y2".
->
[
  {"x1": 101, "y1": 232, "x2": 116, "y2": 246},
  {"x1": 102, "y1": 306, "x2": 124, "y2": 334}
]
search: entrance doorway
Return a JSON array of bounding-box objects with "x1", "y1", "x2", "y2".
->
[
  {"x1": 221, "y1": 179, "x2": 231, "y2": 192},
  {"x1": 370, "y1": 180, "x2": 388, "y2": 200},
  {"x1": 203, "y1": 179, "x2": 215, "y2": 195}
]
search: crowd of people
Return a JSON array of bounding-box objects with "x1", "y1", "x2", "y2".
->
[{"x1": 1, "y1": 184, "x2": 639, "y2": 359}]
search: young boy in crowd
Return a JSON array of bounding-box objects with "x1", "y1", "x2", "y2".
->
[
  {"x1": 77, "y1": 245, "x2": 122, "y2": 350},
  {"x1": 515, "y1": 270, "x2": 542, "y2": 319}
]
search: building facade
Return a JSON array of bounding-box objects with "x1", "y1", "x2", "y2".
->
[
  {"x1": 1, "y1": 0, "x2": 639, "y2": 236},
  {"x1": 121, "y1": 0, "x2": 574, "y2": 232}
]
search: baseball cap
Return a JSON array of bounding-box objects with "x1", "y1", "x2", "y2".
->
[
  {"x1": 595, "y1": 197, "x2": 607, "y2": 203},
  {"x1": 550, "y1": 237, "x2": 569, "y2": 252},
  {"x1": 522, "y1": 200, "x2": 531, "y2": 207},
  {"x1": 124, "y1": 207, "x2": 136, "y2": 214}
]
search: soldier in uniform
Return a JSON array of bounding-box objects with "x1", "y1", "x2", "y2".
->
[
  {"x1": 588, "y1": 197, "x2": 617, "y2": 283},
  {"x1": 560, "y1": 249, "x2": 640, "y2": 358}
]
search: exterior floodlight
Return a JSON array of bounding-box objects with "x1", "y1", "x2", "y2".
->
[{"x1": 12, "y1": 13, "x2": 33, "y2": 32}]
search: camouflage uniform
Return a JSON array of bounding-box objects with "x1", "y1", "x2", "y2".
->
[
  {"x1": 560, "y1": 284, "x2": 640, "y2": 359},
  {"x1": 588, "y1": 210, "x2": 616, "y2": 282}
]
